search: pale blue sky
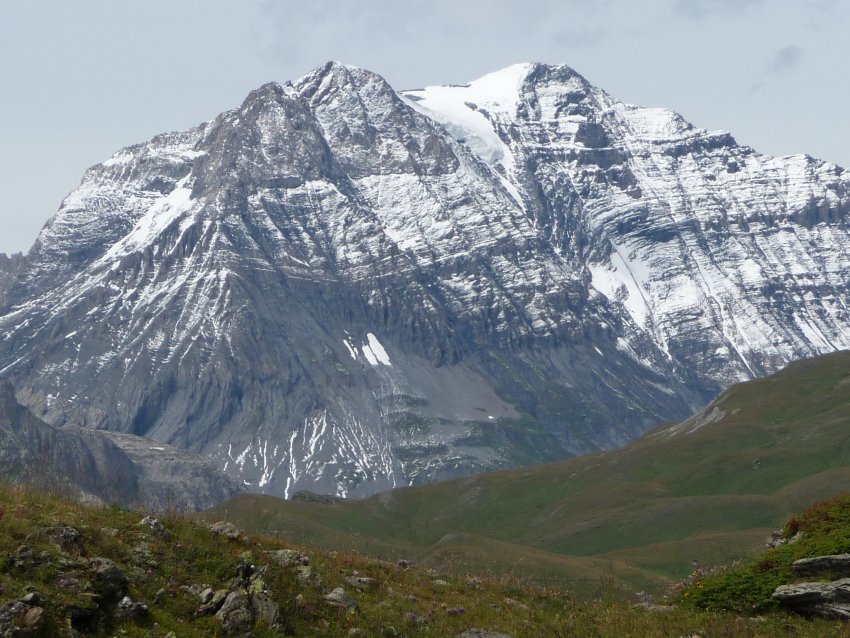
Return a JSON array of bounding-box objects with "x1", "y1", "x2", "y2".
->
[{"x1": 1, "y1": 0, "x2": 847, "y2": 253}]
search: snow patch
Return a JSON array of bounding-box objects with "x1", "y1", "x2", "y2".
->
[
  {"x1": 364, "y1": 333, "x2": 391, "y2": 366},
  {"x1": 588, "y1": 248, "x2": 652, "y2": 329}
]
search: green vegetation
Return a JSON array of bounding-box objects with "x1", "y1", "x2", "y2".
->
[
  {"x1": 679, "y1": 494, "x2": 850, "y2": 613},
  {"x1": 205, "y1": 351, "x2": 850, "y2": 592},
  {"x1": 0, "y1": 482, "x2": 848, "y2": 637}
]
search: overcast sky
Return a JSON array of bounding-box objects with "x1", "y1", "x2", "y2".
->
[{"x1": 1, "y1": 0, "x2": 847, "y2": 254}]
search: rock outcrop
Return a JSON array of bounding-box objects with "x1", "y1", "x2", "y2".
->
[{"x1": 0, "y1": 381, "x2": 242, "y2": 511}]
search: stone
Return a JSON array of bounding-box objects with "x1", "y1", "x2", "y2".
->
[
  {"x1": 43, "y1": 526, "x2": 83, "y2": 553},
  {"x1": 324, "y1": 587, "x2": 358, "y2": 612},
  {"x1": 503, "y1": 597, "x2": 529, "y2": 610},
  {"x1": 792, "y1": 554, "x2": 850, "y2": 577},
  {"x1": 19, "y1": 592, "x2": 40, "y2": 606},
  {"x1": 252, "y1": 592, "x2": 279, "y2": 629},
  {"x1": 456, "y1": 630, "x2": 514, "y2": 638},
  {"x1": 11, "y1": 546, "x2": 35, "y2": 568},
  {"x1": 0, "y1": 600, "x2": 44, "y2": 637},
  {"x1": 296, "y1": 565, "x2": 322, "y2": 588},
  {"x1": 345, "y1": 576, "x2": 375, "y2": 591},
  {"x1": 248, "y1": 575, "x2": 266, "y2": 596},
  {"x1": 215, "y1": 591, "x2": 254, "y2": 637},
  {"x1": 21, "y1": 606, "x2": 44, "y2": 634},
  {"x1": 89, "y1": 557, "x2": 129, "y2": 603},
  {"x1": 432, "y1": 579, "x2": 450, "y2": 586},
  {"x1": 197, "y1": 589, "x2": 229, "y2": 615},
  {"x1": 265, "y1": 548, "x2": 309, "y2": 566},
  {"x1": 139, "y1": 516, "x2": 167, "y2": 535},
  {"x1": 773, "y1": 578, "x2": 850, "y2": 618},
  {"x1": 209, "y1": 521, "x2": 242, "y2": 540},
  {"x1": 199, "y1": 588, "x2": 215, "y2": 604},
  {"x1": 116, "y1": 595, "x2": 149, "y2": 622}
]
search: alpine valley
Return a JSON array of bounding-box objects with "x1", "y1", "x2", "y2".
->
[{"x1": 0, "y1": 62, "x2": 848, "y2": 499}]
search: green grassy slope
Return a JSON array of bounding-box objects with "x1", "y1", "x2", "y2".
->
[
  {"x1": 4, "y1": 482, "x2": 846, "y2": 637},
  {"x1": 205, "y1": 351, "x2": 850, "y2": 591}
]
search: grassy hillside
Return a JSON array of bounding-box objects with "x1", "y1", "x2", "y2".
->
[
  {"x1": 0, "y1": 482, "x2": 847, "y2": 637},
  {"x1": 679, "y1": 493, "x2": 850, "y2": 613},
  {"x1": 205, "y1": 351, "x2": 850, "y2": 591}
]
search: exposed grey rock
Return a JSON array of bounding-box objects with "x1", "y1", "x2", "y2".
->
[
  {"x1": 116, "y1": 595, "x2": 149, "y2": 622},
  {"x1": 0, "y1": 382, "x2": 242, "y2": 511},
  {"x1": 296, "y1": 565, "x2": 322, "y2": 588},
  {"x1": 773, "y1": 578, "x2": 850, "y2": 618},
  {"x1": 215, "y1": 591, "x2": 254, "y2": 637},
  {"x1": 42, "y1": 526, "x2": 82, "y2": 553},
  {"x1": 89, "y1": 557, "x2": 129, "y2": 603},
  {"x1": 0, "y1": 599, "x2": 44, "y2": 637},
  {"x1": 345, "y1": 575, "x2": 375, "y2": 591},
  {"x1": 197, "y1": 588, "x2": 228, "y2": 615},
  {"x1": 18, "y1": 593, "x2": 39, "y2": 607},
  {"x1": 324, "y1": 587, "x2": 359, "y2": 612},
  {"x1": 792, "y1": 554, "x2": 850, "y2": 577},
  {"x1": 209, "y1": 521, "x2": 242, "y2": 540},
  {"x1": 456, "y1": 630, "x2": 514, "y2": 638},
  {"x1": 1, "y1": 62, "x2": 849, "y2": 498},
  {"x1": 266, "y1": 548, "x2": 309, "y2": 567},
  {"x1": 251, "y1": 591, "x2": 279, "y2": 629},
  {"x1": 138, "y1": 516, "x2": 167, "y2": 535}
]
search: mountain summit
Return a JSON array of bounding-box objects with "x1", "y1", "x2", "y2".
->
[{"x1": 1, "y1": 62, "x2": 848, "y2": 497}]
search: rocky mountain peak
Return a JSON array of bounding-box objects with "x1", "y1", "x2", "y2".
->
[{"x1": 1, "y1": 62, "x2": 849, "y2": 499}]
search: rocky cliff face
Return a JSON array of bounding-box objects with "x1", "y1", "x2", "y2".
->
[
  {"x1": 0, "y1": 62, "x2": 847, "y2": 497},
  {"x1": 0, "y1": 382, "x2": 243, "y2": 510}
]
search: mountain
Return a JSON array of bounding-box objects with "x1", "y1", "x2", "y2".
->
[
  {"x1": 0, "y1": 61, "x2": 848, "y2": 498},
  {"x1": 206, "y1": 351, "x2": 850, "y2": 587},
  {"x1": 0, "y1": 381, "x2": 243, "y2": 511}
]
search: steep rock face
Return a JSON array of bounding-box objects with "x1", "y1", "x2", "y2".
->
[
  {"x1": 0, "y1": 62, "x2": 848, "y2": 497},
  {"x1": 405, "y1": 64, "x2": 850, "y2": 385},
  {"x1": 0, "y1": 382, "x2": 242, "y2": 510}
]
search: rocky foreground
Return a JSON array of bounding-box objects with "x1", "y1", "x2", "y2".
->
[{"x1": 0, "y1": 483, "x2": 846, "y2": 637}]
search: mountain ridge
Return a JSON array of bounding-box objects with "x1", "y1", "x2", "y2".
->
[{"x1": 0, "y1": 61, "x2": 847, "y2": 497}]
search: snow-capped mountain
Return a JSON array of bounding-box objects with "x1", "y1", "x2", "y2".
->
[{"x1": 0, "y1": 62, "x2": 847, "y2": 498}]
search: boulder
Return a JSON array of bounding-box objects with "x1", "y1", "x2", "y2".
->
[
  {"x1": 116, "y1": 595, "x2": 149, "y2": 622},
  {"x1": 773, "y1": 578, "x2": 850, "y2": 618},
  {"x1": 324, "y1": 587, "x2": 358, "y2": 612},
  {"x1": 265, "y1": 548, "x2": 309, "y2": 567},
  {"x1": 209, "y1": 521, "x2": 242, "y2": 540},
  {"x1": 89, "y1": 557, "x2": 129, "y2": 603},
  {"x1": 197, "y1": 589, "x2": 229, "y2": 615},
  {"x1": 345, "y1": 576, "x2": 375, "y2": 591},
  {"x1": 296, "y1": 565, "x2": 322, "y2": 588},
  {"x1": 252, "y1": 592, "x2": 280, "y2": 629},
  {"x1": 43, "y1": 526, "x2": 83, "y2": 553},
  {"x1": 792, "y1": 554, "x2": 850, "y2": 577},
  {"x1": 138, "y1": 516, "x2": 167, "y2": 535},
  {"x1": 0, "y1": 599, "x2": 45, "y2": 637},
  {"x1": 215, "y1": 591, "x2": 254, "y2": 637}
]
